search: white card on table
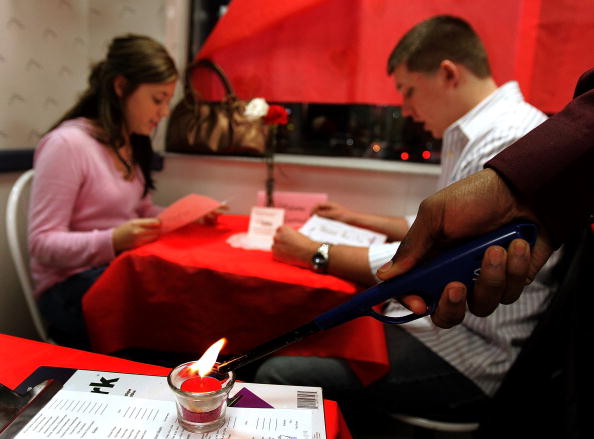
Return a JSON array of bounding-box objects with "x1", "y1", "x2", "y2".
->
[
  {"x1": 245, "y1": 207, "x2": 285, "y2": 250},
  {"x1": 300, "y1": 214, "x2": 387, "y2": 246},
  {"x1": 256, "y1": 190, "x2": 328, "y2": 227}
]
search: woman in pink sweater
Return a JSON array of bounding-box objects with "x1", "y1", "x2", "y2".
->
[{"x1": 28, "y1": 34, "x2": 178, "y2": 348}]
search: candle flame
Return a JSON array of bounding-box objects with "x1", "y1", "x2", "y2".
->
[{"x1": 190, "y1": 338, "x2": 226, "y2": 377}]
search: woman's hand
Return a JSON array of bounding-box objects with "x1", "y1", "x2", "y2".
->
[
  {"x1": 197, "y1": 204, "x2": 230, "y2": 226},
  {"x1": 112, "y1": 218, "x2": 161, "y2": 252}
]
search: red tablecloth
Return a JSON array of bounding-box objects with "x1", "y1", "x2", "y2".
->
[
  {"x1": 0, "y1": 334, "x2": 351, "y2": 439},
  {"x1": 83, "y1": 215, "x2": 390, "y2": 386}
]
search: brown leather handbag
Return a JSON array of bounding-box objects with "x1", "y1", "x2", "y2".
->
[{"x1": 165, "y1": 59, "x2": 268, "y2": 156}]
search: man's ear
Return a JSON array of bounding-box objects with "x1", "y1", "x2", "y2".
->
[
  {"x1": 439, "y1": 60, "x2": 460, "y2": 88},
  {"x1": 113, "y1": 75, "x2": 127, "y2": 98}
]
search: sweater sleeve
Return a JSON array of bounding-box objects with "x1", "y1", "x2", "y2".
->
[
  {"x1": 486, "y1": 68, "x2": 594, "y2": 247},
  {"x1": 28, "y1": 132, "x2": 116, "y2": 268},
  {"x1": 136, "y1": 191, "x2": 164, "y2": 218}
]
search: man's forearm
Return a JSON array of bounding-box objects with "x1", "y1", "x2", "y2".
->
[
  {"x1": 346, "y1": 213, "x2": 409, "y2": 241},
  {"x1": 327, "y1": 245, "x2": 377, "y2": 286}
]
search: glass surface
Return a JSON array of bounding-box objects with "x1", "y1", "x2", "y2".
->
[
  {"x1": 273, "y1": 103, "x2": 441, "y2": 163},
  {"x1": 187, "y1": 1, "x2": 442, "y2": 164}
]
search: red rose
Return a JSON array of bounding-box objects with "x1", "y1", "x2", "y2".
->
[{"x1": 263, "y1": 105, "x2": 289, "y2": 125}]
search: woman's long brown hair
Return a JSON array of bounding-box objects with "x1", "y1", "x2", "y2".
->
[{"x1": 49, "y1": 34, "x2": 178, "y2": 196}]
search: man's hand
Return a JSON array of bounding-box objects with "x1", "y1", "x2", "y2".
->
[
  {"x1": 112, "y1": 218, "x2": 162, "y2": 252},
  {"x1": 312, "y1": 202, "x2": 357, "y2": 224},
  {"x1": 377, "y1": 169, "x2": 554, "y2": 328},
  {"x1": 271, "y1": 225, "x2": 319, "y2": 268}
]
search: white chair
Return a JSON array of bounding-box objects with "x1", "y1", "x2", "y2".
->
[
  {"x1": 5, "y1": 169, "x2": 52, "y2": 343},
  {"x1": 390, "y1": 413, "x2": 479, "y2": 437}
]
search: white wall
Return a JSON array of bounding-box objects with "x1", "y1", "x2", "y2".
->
[
  {"x1": 0, "y1": 0, "x2": 439, "y2": 341},
  {"x1": 154, "y1": 154, "x2": 439, "y2": 219},
  {"x1": 0, "y1": 0, "x2": 188, "y2": 151}
]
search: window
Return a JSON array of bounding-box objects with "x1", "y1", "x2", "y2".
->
[
  {"x1": 188, "y1": 0, "x2": 441, "y2": 164},
  {"x1": 276, "y1": 103, "x2": 440, "y2": 163}
]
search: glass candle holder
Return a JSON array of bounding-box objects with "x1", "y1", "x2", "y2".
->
[{"x1": 168, "y1": 362, "x2": 235, "y2": 433}]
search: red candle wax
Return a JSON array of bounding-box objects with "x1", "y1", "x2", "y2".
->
[
  {"x1": 179, "y1": 367, "x2": 195, "y2": 379},
  {"x1": 181, "y1": 376, "x2": 222, "y2": 393}
]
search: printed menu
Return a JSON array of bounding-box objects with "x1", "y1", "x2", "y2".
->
[{"x1": 11, "y1": 369, "x2": 326, "y2": 439}]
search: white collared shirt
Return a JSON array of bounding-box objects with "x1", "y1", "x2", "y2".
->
[
  {"x1": 369, "y1": 82, "x2": 555, "y2": 395},
  {"x1": 437, "y1": 81, "x2": 547, "y2": 190}
]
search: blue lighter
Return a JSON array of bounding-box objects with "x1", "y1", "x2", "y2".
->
[{"x1": 217, "y1": 222, "x2": 537, "y2": 374}]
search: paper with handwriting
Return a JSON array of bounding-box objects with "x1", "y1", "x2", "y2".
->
[
  {"x1": 226, "y1": 207, "x2": 286, "y2": 251},
  {"x1": 300, "y1": 215, "x2": 387, "y2": 246}
]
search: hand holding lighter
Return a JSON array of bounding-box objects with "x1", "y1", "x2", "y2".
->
[{"x1": 218, "y1": 222, "x2": 537, "y2": 373}]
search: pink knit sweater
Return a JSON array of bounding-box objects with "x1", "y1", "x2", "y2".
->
[{"x1": 28, "y1": 118, "x2": 162, "y2": 296}]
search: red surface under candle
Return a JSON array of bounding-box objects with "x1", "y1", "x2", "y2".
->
[{"x1": 181, "y1": 376, "x2": 222, "y2": 393}]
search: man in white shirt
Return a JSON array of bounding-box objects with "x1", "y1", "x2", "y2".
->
[{"x1": 257, "y1": 15, "x2": 557, "y2": 424}]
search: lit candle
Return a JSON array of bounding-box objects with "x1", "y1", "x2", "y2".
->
[
  {"x1": 178, "y1": 337, "x2": 226, "y2": 389},
  {"x1": 169, "y1": 338, "x2": 233, "y2": 432}
]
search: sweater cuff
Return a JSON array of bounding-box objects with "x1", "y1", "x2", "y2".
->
[{"x1": 93, "y1": 228, "x2": 116, "y2": 265}]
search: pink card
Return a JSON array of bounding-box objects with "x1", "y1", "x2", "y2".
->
[
  {"x1": 158, "y1": 194, "x2": 222, "y2": 234},
  {"x1": 256, "y1": 191, "x2": 328, "y2": 227}
]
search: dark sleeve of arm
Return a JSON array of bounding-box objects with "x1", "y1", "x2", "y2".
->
[{"x1": 485, "y1": 68, "x2": 594, "y2": 247}]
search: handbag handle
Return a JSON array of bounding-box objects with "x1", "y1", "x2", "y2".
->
[{"x1": 183, "y1": 58, "x2": 236, "y2": 103}]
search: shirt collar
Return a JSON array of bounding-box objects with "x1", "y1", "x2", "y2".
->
[{"x1": 444, "y1": 81, "x2": 524, "y2": 142}]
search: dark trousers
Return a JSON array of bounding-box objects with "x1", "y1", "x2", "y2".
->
[
  {"x1": 255, "y1": 325, "x2": 489, "y2": 423},
  {"x1": 38, "y1": 266, "x2": 107, "y2": 350}
]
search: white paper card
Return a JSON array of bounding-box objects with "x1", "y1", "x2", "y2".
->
[
  {"x1": 300, "y1": 215, "x2": 387, "y2": 246},
  {"x1": 256, "y1": 190, "x2": 328, "y2": 227},
  {"x1": 245, "y1": 206, "x2": 285, "y2": 250}
]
